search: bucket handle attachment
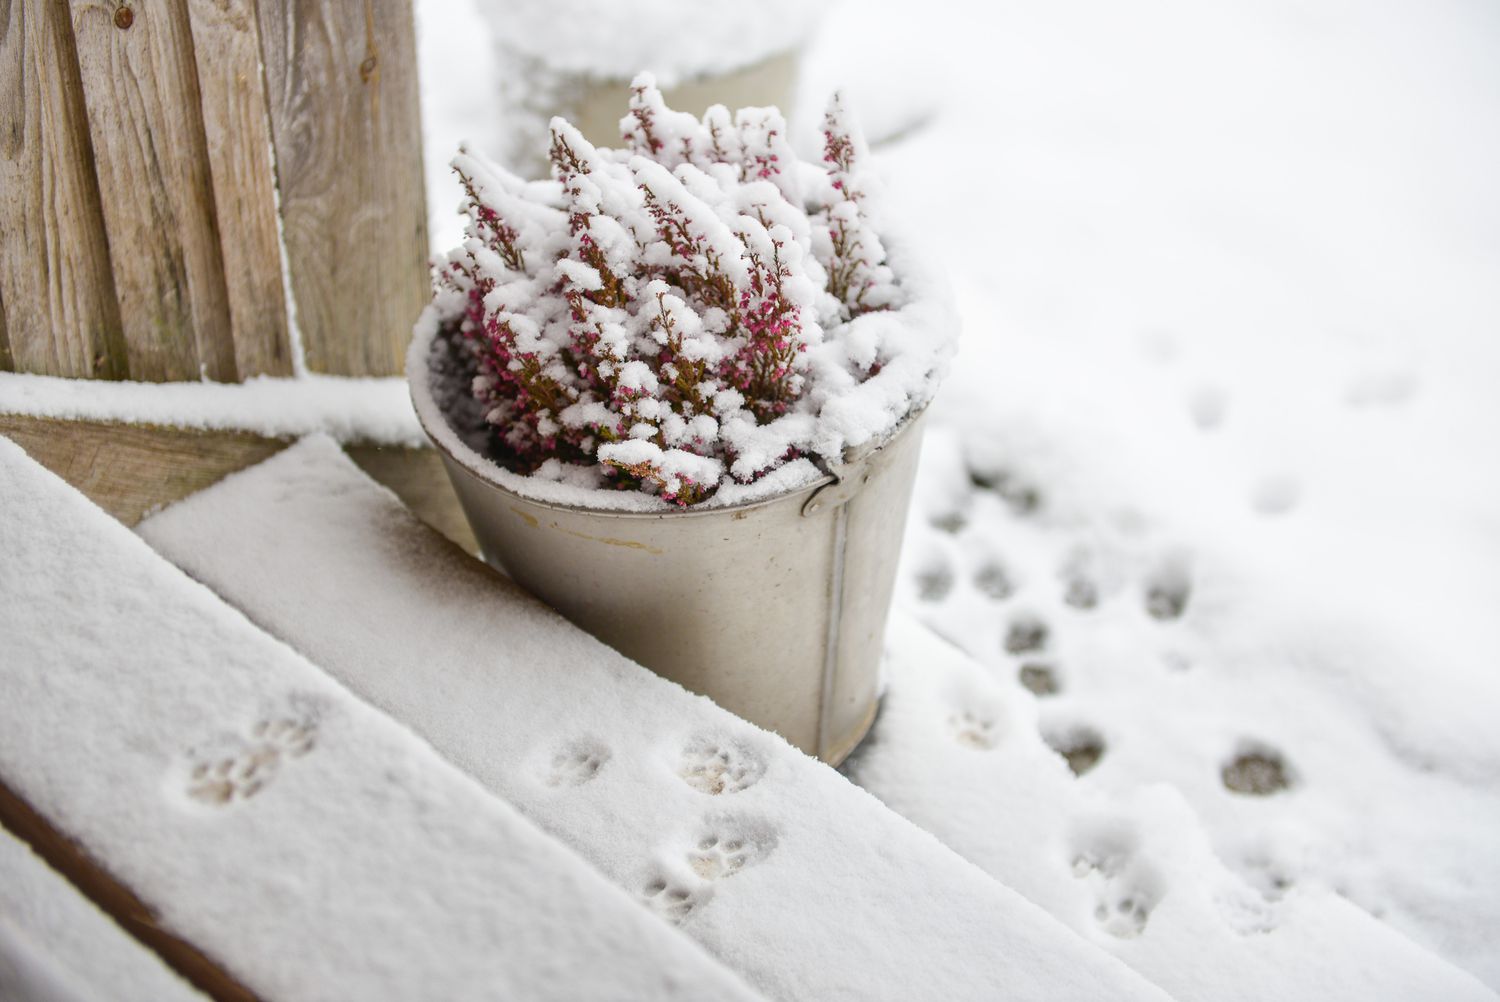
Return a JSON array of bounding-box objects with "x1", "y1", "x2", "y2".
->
[
  {"x1": 801, "y1": 405, "x2": 929, "y2": 518},
  {"x1": 802, "y1": 439, "x2": 889, "y2": 517}
]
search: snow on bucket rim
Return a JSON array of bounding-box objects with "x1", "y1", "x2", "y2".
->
[{"x1": 406, "y1": 228, "x2": 956, "y2": 517}]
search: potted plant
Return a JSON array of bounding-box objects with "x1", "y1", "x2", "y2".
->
[{"x1": 408, "y1": 76, "x2": 955, "y2": 764}]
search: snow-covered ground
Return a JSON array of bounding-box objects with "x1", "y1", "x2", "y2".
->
[
  {"x1": 137, "y1": 437, "x2": 1176, "y2": 1002},
  {"x1": 1, "y1": 438, "x2": 765, "y2": 1002},
  {"x1": 410, "y1": 0, "x2": 1500, "y2": 987},
  {"x1": 131, "y1": 439, "x2": 1497, "y2": 1000},
  {"x1": 795, "y1": 0, "x2": 1500, "y2": 987},
  {"x1": 0, "y1": 827, "x2": 204, "y2": 1002},
  {"x1": 0, "y1": 0, "x2": 1493, "y2": 996}
]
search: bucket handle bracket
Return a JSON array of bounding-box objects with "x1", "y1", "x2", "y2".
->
[{"x1": 801, "y1": 445, "x2": 884, "y2": 517}]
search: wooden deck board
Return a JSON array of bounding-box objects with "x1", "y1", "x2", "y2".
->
[
  {"x1": 0, "y1": 414, "x2": 476, "y2": 553},
  {"x1": 0, "y1": 779, "x2": 257, "y2": 1002}
]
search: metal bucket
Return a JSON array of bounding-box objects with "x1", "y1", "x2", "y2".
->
[
  {"x1": 485, "y1": 44, "x2": 802, "y2": 178},
  {"x1": 410, "y1": 334, "x2": 926, "y2": 764}
]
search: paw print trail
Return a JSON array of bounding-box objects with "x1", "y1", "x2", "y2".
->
[
  {"x1": 182, "y1": 699, "x2": 322, "y2": 807},
  {"x1": 687, "y1": 815, "x2": 777, "y2": 880},
  {"x1": 633, "y1": 732, "x2": 783, "y2": 927},
  {"x1": 1069, "y1": 818, "x2": 1165, "y2": 940},
  {"x1": 678, "y1": 733, "x2": 766, "y2": 795},
  {"x1": 641, "y1": 873, "x2": 710, "y2": 925},
  {"x1": 543, "y1": 737, "x2": 611, "y2": 788}
]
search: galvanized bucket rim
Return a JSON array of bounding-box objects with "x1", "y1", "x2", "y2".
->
[{"x1": 409, "y1": 322, "x2": 927, "y2": 522}]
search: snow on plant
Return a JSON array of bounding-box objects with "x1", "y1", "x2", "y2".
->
[{"x1": 430, "y1": 74, "x2": 922, "y2": 506}]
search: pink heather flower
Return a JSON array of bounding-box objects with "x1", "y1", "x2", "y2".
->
[{"x1": 432, "y1": 78, "x2": 901, "y2": 505}]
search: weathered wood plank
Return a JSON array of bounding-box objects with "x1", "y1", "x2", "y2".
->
[
  {"x1": 185, "y1": 0, "x2": 294, "y2": 378},
  {"x1": 69, "y1": 0, "x2": 237, "y2": 382},
  {"x1": 257, "y1": 0, "x2": 428, "y2": 377},
  {"x1": 0, "y1": 0, "x2": 126, "y2": 378},
  {"x1": 0, "y1": 414, "x2": 288, "y2": 524},
  {"x1": 0, "y1": 278, "x2": 11, "y2": 371},
  {"x1": 0, "y1": 781, "x2": 259, "y2": 1002},
  {"x1": 0, "y1": 414, "x2": 475, "y2": 551}
]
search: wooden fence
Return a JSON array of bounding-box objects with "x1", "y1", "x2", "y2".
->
[{"x1": 0, "y1": 0, "x2": 428, "y2": 381}]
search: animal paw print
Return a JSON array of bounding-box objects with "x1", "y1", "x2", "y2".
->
[
  {"x1": 974, "y1": 560, "x2": 1014, "y2": 601},
  {"x1": 1018, "y1": 661, "x2": 1061, "y2": 696},
  {"x1": 929, "y1": 508, "x2": 968, "y2": 535},
  {"x1": 1063, "y1": 576, "x2": 1099, "y2": 610},
  {"x1": 1222, "y1": 742, "x2": 1293, "y2": 796},
  {"x1": 1004, "y1": 614, "x2": 1049, "y2": 654},
  {"x1": 1144, "y1": 559, "x2": 1191, "y2": 621},
  {"x1": 186, "y1": 744, "x2": 279, "y2": 806},
  {"x1": 678, "y1": 734, "x2": 766, "y2": 795},
  {"x1": 1059, "y1": 546, "x2": 1115, "y2": 610},
  {"x1": 948, "y1": 708, "x2": 1000, "y2": 750},
  {"x1": 915, "y1": 558, "x2": 956, "y2": 602},
  {"x1": 183, "y1": 698, "x2": 321, "y2": 807},
  {"x1": 1215, "y1": 883, "x2": 1279, "y2": 935},
  {"x1": 969, "y1": 466, "x2": 1042, "y2": 515},
  {"x1": 1069, "y1": 819, "x2": 1164, "y2": 939},
  {"x1": 1239, "y1": 849, "x2": 1296, "y2": 902},
  {"x1": 1044, "y1": 722, "x2": 1106, "y2": 776},
  {"x1": 640, "y1": 814, "x2": 777, "y2": 926},
  {"x1": 543, "y1": 737, "x2": 610, "y2": 788},
  {"x1": 1093, "y1": 890, "x2": 1155, "y2": 938},
  {"x1": 687, "y1": 814, "x2": 777, "y2": 881},
  {"x1": 641, "y1": 872, "x2": 709, "y2": 925},
  {"x1": 689, "y1": 834, "x2": 757, "y2": 880},
  {"x1": 252, "y1": 715, "x2": 317, "y2": 757}
]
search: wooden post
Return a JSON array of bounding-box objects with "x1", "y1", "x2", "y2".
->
[
  {"x1": 257, "y1": 0, "x2": 429, "y2": 377},
  {"x1": 0, "y1": 0, "x2": 127, "y2": 379}
]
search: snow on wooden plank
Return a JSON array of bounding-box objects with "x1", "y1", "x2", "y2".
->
[
  {"x1": 138, "y1": 435, "x2": 1178, "y2": 1002},
  {"x1": 0, "y1": 435, "x2": 765, "y2": 1002},
  {"x1": 849, "y1": 613, "x2": 1500, "y2": 1002},
  {"x1": 0, "y1": 826, "x2": 206, "y2": 1002},
  {"x1": 0, "y1": 777, "x2": 255, "y2": 1001},
  {"x1": 0, "y1": 370, "x2": 424, "y2": 445},
  {"x1": 0, "y1": 415, "x2": 475, "y2": 555}
]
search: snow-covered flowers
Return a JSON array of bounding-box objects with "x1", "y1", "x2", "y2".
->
[{"x1": 428, "y1": 75, "x2": 938, "y2": 507}]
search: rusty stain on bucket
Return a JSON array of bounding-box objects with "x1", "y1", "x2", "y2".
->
[{"x1": 555, "y1": 526, "x2": 663, "y2": 555}]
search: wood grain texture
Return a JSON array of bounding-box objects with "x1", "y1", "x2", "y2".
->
[
  {"x1": 0, "y1": 780, "x2": 261, "y2": 1002},
  {"x1": 0, "y1": 415, "x2": 475, "y2": 553},
  {"x1": 0, "y1": 0, "x2": 126, "y2": 378},
  {"x1": 185, "y1": 0, "x2": 293, "y2": 377},
  {"x1": 0, "y1": 414, "x2": 288, "y2": 524},
  {"x1": 257, "y1": 0, "x2": 428, "y2": 377},
  {"x1": 0, "y1": 279, "x2": 11, "y2": 370},
  {"x1": 69, "y1": 0, "x2": 237, "y2": 382}
]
